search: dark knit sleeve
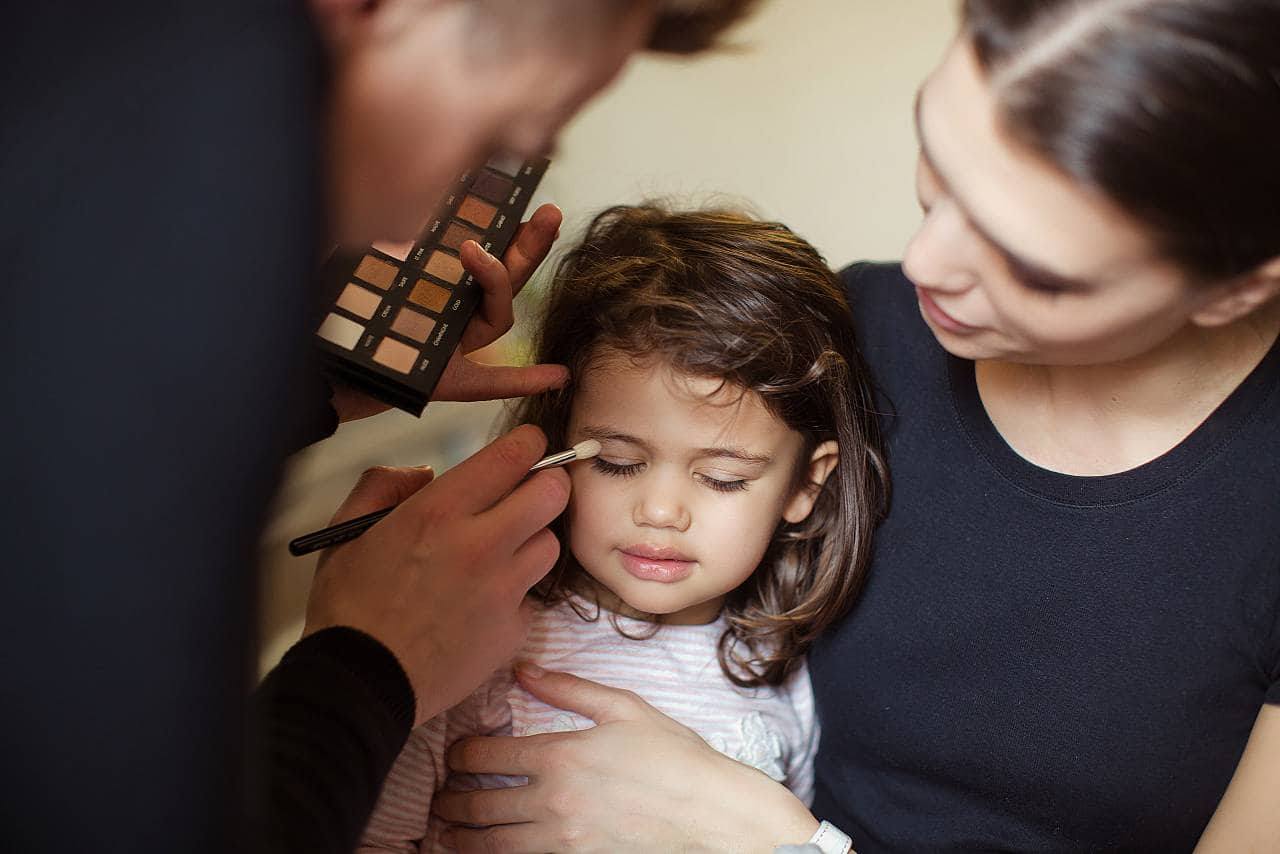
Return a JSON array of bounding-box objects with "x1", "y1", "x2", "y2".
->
[{"x1": 253, "y1": 628, "x2": 416, "y2": 854}]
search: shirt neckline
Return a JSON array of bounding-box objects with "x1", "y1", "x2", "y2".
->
[{"x1": 947, "y1": 335, "x2": 1280, "y2": 507}]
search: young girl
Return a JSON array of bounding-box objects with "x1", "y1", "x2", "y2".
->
[{"x1": 358, "y1": 204, "x2": 887, "y2": 852}]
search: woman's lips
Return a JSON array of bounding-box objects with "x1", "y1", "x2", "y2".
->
[
  {"x1": 916, "y1": 287, "x2": 978, "y2": 335},
  {"x1": 618, "y1": 546, "x2": 695, "y2": 583}
]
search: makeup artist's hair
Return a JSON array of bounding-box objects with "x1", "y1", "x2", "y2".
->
[
  {"x1": 648, "y1": 0, "x2": 761, "y2": 54},
  {"x1": 509, "y1": 205, "x2": 888, "y2": 688},
  {"x1": 961, "y1": 0, "x2": 1280, "y2": 281}
]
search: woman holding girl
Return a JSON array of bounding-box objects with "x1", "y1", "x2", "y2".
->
[{"x1": 436, "y1": 1, "x2": 1280, "y2": 850}]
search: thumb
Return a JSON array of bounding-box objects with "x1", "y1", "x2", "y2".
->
[
  {"x1": 514, "y1": 663, "x2": 652, "y2": 725},
  {"x1": 439, "y1": 358, "x2": 570, "y2": 402},
  {"x1": 330, "y1": 465, "x2": 435, "y2": 524}
]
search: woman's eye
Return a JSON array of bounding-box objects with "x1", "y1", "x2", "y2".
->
[
  {"x1": 696, "y1": 473, "x2": 749, "y2": 493},
  {"x1": 591, "y1": 458, "x2": 643, "y2": 478}
]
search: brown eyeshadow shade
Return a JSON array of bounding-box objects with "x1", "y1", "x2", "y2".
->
[
  {"x1": 441, "y1": 221, "x2": 483, "y2": 252},
  {"x1": 471, "y1": 171, "x2": 514, "y2": 205},
  {"x1": 409, "y1": 279, "x2": 451, "y2": 313},
  {"x1": 354, "y1": 255, "x2": 399, "y2": 290},
  {"x1": 391, "y1": 307, "x2": 436, "y2": 343},
  {"x1": 373, "y1": 337, "x2": 419, "y2": 375},
  {"x1": 456, "y1": 195, "x2": 497, "y2": 229},
  {"x1": 425, "y1": 251, "x2": 464, "y2": 285},
  {"x1": 336, "y1": 283, "x2": 381, "y2": 320}
]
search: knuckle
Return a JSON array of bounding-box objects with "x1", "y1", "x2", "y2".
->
[
  {"x1": 558, "y1": 823, "x2": 588, "y2": 850},
  {"x1": 546, "y1": 786, "x2": 580, "y2": 820}
]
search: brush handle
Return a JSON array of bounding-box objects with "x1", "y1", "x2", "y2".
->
[{"x1": 287, "y1": 506, "x2": 393, "y2": 557}]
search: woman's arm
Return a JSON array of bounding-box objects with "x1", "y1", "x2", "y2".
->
[
  {"x1": 1195, "y1": 704, "x2": 1280, "y2": 852},
  {"x1": 433, "y1": 664, "x2": 821, "y2": 853}
]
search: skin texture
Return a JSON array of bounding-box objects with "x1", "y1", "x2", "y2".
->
[
  {"x1": 564, "y1": 353, "x2": 837, "y2": 625},
  {"x1": 434, "y1": 30, "x2": 1280, "y2": 854}
]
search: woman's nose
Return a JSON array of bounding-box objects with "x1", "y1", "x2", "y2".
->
[{"x1": 902, "y1": 202, "x2": 979, "y2": 294}]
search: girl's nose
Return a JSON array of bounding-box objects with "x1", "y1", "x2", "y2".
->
[{"x1": 633, "y1": 485, "x2": 691, "y2": 532}]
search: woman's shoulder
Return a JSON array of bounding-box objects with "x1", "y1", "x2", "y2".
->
[{"x1": 838, "y1": 260, "x2": 948, "y2": 389}]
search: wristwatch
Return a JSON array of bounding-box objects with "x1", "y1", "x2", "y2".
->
[{"x1": 773, "y1": 820, "x2": 854, "y2": 854}]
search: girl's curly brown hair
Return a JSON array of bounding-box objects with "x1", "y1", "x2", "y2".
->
[{"x1": 511, "y1": 204, "x2": 888, "y2": 688}]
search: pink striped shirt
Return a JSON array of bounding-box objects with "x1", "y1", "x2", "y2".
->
[{"x1": 359, "y1": 596, "x2": 819, "y2": 853}]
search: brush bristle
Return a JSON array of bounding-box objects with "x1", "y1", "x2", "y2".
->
[{"x1": 572, "y1": 439, "x2": 602, "y2": 461}]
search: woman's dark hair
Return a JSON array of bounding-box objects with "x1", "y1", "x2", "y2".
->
[
  {"x1": 963, "y1": 0, "x2": 1280, "y2": 281},
  {"x1": 509, "y1": 205, "x2": 887, "y2": 688}
]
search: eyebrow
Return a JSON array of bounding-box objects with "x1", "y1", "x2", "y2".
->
[
  {"x1": 579, "y1": 426, "x2": 774, "y2": 466},
  {"x1": 911, "y1": 89, "x2": 1094, "y2": 293}
]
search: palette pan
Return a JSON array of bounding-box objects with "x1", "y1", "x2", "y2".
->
[{"x1": 313, "y1": 156, "x2": 550, "y2": 416}]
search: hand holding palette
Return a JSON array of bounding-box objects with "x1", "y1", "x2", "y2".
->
[{"x1": 314, "y1": 155, "x2": 550, "y2": 415}]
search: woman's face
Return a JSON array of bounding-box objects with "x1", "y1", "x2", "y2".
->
[{"x1": 903, "y1": 37, "x2": 1216, "y2": 366}]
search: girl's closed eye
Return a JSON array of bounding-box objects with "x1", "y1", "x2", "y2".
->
[
  {"x1": 591, "y1": 457, "x2": 644, "y2": 478},
  {"x1": 695, "y1": 471, "x2": 749, "y2": 493}
]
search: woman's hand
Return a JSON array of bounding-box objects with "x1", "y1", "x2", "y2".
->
[
  {"x1": 433, "y1": 664, "x2": 820, "y2": 853},
  {"x1": 302, "y1": 426, "x2": 569, "y2": 726},
  {"x1": 331, "y1": 203, "x2": 568, "y2": 423}
]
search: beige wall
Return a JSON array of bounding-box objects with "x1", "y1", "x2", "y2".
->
[{"x1": 259, "y1": 0, "x2": 958, "y2": 672}]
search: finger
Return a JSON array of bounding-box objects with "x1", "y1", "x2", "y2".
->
[
  {"x1": 440, "y1": 822, "x2": 549, "y2": 854},
  {"x1": 329, "y1": 465, "x2": 435, "y2": 524},
  {"x1": 505, "y1": 527, "x2": 562, "y2": 596},
  {"x1": 482, "y1": 467, "x2": 570, "y2": 554},
  {"x1": 445, "y1": 731, "x2": 567, "y2": 777},
  {"x1": 432, "y1": 783, "x2": 538, "y2": 827},
  {"x1": 437, "y1": 355, "x2": 570, "y2": 402},
  {"x1": 411, "y1": 424, "x2": 547, "y2": 515},
  {"x1": 514, "y1": 664, "x2": 653, "y2": 725},
  {"x1": 458, "y1": 239, "x2": 513, "y2": 353},
  {"x1": 505, "y1": 203, "x2": 563, "y2": 297}
]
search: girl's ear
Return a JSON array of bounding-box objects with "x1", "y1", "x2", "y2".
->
[{"x1": 782, "y1": 440, "x2": 839, "y2": 524}]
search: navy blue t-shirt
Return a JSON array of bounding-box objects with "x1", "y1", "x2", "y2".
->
[{"x1": 809, "y1": 263, "x2": 1280, "y2": 853}]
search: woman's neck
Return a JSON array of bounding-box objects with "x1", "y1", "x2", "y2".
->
[{"x1": 976, "y1": 302, "x2": 1280, "y2": 476}]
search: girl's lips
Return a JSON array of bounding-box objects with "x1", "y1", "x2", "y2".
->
[
  {"x1": 618, "y1": 548, "x2": 695, "y2": 583},
  {"x1": 916, "y1": 287, "x2": 978, "y2": 335}
]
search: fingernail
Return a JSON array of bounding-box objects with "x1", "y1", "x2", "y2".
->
[
  {"x1": 517, "y1": 660, "x2": 546, "y2": 679},
  {"x1": 415, "y1": 464, "x2": 434, "y2": 474},
  {"x1": 465, "y1": 240, "x2": 494, "y2": 262}
]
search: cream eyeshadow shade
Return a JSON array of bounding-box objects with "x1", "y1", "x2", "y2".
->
[
  {"x1": 409, "y1": 279, "x2": 451, "y2": 313},
  {"x1": 372, "y1": 240, "x2": 413, "y2": 262},
  {"x1": 354, "y1": 255, "x2": 399, "y2": 290},
  {"x1": 336, "y1": 283, "x2": 381, "y2": 319},
  {"x1": 425, "y1": 251, "x2": 464, "y2": 285},
  {"x1": 317, "y1": 313, "x2": 364, "y2": 350},
  {"x1": 391, "y1": 307, "x2": 435, "y2": 343},
  {"x1": 373, "y1": 337, "x2": 418, "y2": 374}
]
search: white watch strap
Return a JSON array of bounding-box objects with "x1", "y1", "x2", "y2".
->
[
  {"x1": 772, "y1": 821, "x2": 854, "y2": 854},
  {"x1": 807, "y1": 820, "x2": 854, "y2": 854}
]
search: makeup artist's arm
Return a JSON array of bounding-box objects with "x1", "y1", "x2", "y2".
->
[
  {"x1": 435, "y1": 666, "x2": 822, "y2": 853},
  {"x1": 324, "y1": 203, "x2": 568, "y2": 425},
  {"x1": 255, "y1": 425, "x2": 569, "y2": 854}
]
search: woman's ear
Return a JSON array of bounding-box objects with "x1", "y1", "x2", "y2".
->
[
  {"x1": 783, "y1": 440, "x2": 839, "y2": 524},
  {"x1": 1191, "y1": 256, "x2": 1280, "y2": 328}
]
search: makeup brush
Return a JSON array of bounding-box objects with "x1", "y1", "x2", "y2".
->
[{"x1": 287, "y1": 439, "x2": 602, "y2": 557}]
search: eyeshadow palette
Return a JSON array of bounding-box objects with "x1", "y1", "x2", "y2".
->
[{"x1": 313, "y1": 155, "x2": 550, "y2": 415}]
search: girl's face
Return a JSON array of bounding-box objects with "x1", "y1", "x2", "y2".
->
[
  {"x1": 903, "y1": 36, "x2": 1227, "y2": 366},
  {"x1": 564, "y1": 351, "x2": 836, "y2": 625}
]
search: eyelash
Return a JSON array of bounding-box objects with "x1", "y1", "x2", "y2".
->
[{"x1": 589, "y1": 458, "x2": 749, "y2": 493}]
